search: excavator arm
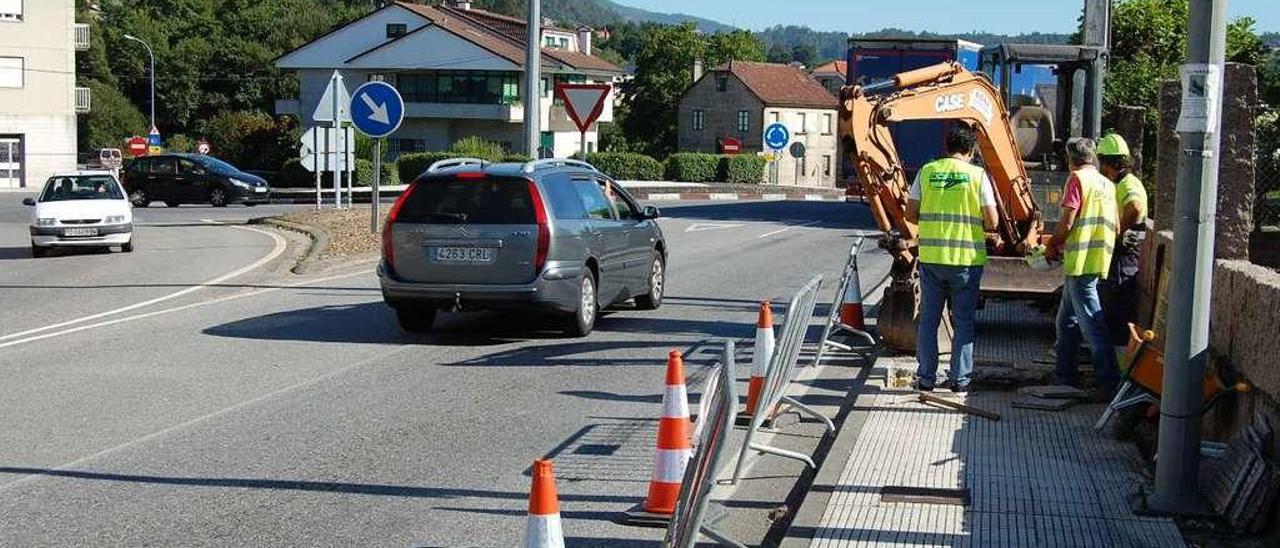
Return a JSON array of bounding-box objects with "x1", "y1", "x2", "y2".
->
[{"x1": 840, "y1": 62, "x2": 1043, "y2": 264}]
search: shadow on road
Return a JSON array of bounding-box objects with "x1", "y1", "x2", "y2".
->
[{"x1": 0, "y1": 246, "x2": 32, "y2": 260}]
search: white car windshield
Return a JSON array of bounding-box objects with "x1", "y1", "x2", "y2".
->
[{"x1": 40, "y1": 176, "x2": 124, "y2": 202}]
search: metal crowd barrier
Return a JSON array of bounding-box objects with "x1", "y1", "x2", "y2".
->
[
  {"x1": 729, "y1": 275, "x2": 835, "y2": 485},
  {"x1": 813, "y1": 237, "x2": 876, "y2": 367},
  {"x1": 663, "y1": 341, "x2": 742, "y2": 548}
]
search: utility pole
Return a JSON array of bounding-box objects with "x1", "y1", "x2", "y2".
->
[
  {"x1": 1147, "y1": 0, "x2": 1228, "y2": 515},
  {"x1": 524, "y1": 0, "x2": 542, "y2": 158}
]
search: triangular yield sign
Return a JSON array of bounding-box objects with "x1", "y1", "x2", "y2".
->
[
  {"x1": 312, "y1": 70, "x2": 351, "y2": 123},
  {"x1": 556, "y1": 84, "x2": 612, "y2": 133}
]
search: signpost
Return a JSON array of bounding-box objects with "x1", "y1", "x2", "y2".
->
[
  {"x1": 555, "y1": 83, "x2": 611, "y2": 159},
  {"x1": 763, "y1": 123, "x2": 790, "y2": 186},
  {"x1": 299, "y1": 127, "x2": 355, "y2": 171},
  {"x1": 350, "y1": 81, "x2": 405, "y2": 233},
  {"x1": 311, "y1": 71, "x2": 352, "y2": 209},
  {"x1": 789, "y1": 141, "x2": 807, "y2": 186},
  {"x1": 127, "y1": 136, "x2": 148, "y2": 158}
]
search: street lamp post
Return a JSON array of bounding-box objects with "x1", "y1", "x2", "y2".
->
[{"x1": 123, "y1": 34, "x2": 156, "y2": 133}]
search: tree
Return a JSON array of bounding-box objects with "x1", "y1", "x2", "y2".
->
[
  {"x1": 766, "y1": 42, "x2": 792, "y2": 64},
  {"x1": 790, "y1": 43, "x2": 819, "y2": 68},
  {"x1": 705, "y1": 30, "x2": 765, "y2": 67},
  {"x1": 81, "y1": 81, "x2": 148, "y2": 150},
  {"x1": 622, "y1": 23, "x2": 705, "y2": 157}
]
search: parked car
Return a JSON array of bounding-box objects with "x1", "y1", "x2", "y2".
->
[
  {"x1": 121, "y1": 153, "x2": 271, "y2": 207},
  {"x1": 378, "y1": 158, "x2": 667, "y2": 336},
  {"x1": 24, "y1": 171, "x2": 134, "y2": 257}
]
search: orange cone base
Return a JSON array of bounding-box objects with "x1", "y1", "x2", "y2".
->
[
  {"x1": 741, "y1": 376, "x2": 765, "y2": 417},
  {"x1": 840, "y1": 303, "x2": 865, "y2": 330}
]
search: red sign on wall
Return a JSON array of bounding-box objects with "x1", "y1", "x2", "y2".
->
[{"x1": 721, "y1": 137, "x2": 742, "y2": 155}]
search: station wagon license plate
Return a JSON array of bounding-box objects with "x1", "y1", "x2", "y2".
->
[
  {"x1": 62, "y1": 227, "x2": 99, "y2": 237},
  {"x1": 434, "y1": 247, "x2": 493, "y2": 264}
]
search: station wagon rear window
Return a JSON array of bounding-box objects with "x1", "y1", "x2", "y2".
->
[{"x1": 399, "y1": 177, "x2": 535, "y2": 225}]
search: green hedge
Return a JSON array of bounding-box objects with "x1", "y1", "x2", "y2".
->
[
  {"x1": 354, "y1": 158, "x2": 400, "y2": 187},
  {"x1": 664, "y1": 153, "x2": 720, "y2": 183},
  {"x1": 396, "y1": 152, "x2": 459, "y2": 183},
  {"x1": 586, "y1": 152, "x2": 663, "y2": 180},
  {"x1": 278, "y1": 157, "x2": 398, "y2": 188},
  {"x1": 722, "y1": 155, "x2": 767, "y2": 184}
]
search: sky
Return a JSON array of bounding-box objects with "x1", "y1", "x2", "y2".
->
[{"x1": 616, "y1": 0, "x2": 1279, "y2": 35}]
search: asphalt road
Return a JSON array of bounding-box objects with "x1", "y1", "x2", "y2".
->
[{"x1": 0, "y1": 197, "x2": 887, "y2": 546}]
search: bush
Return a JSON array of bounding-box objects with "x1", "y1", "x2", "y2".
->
[
  {"x1": 202, "y1": 111, "x2": 297, "y2": 171},
  {"x1": 278, "y1": 157, "x2": 398, "y2": 188},
  {"x1": 450, "y1": 136, "x2": 506, "y2": 162},
  {"x1": 397, "y1": 152, "x2": 461, "y2": 182},
  {"x1": 664, "y1": 153, "x2": 720, "y2": 182},
  {"x1": 502, "y1": 154, "x2": 533, "y2": 163},
  {"x1": 586, "y1": 152, "x2": 663, "y2": 180},
  {"x1": 721, "y1": 155, "x2": 767, "y2": 184},
  {"x1": 79, "y1": 79, "x2": 147, "y2": 151},
  {"x1": 354, "y1": 158, "x2": 400, "y2": 187}
]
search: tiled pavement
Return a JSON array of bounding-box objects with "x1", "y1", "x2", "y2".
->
[{"x1": 804, "y1": 371, "x2": 1186, "y2": 547}]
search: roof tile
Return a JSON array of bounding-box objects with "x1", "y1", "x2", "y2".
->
[{"x1": 715, "y1": 61, "x2": 839, "y2": 109}]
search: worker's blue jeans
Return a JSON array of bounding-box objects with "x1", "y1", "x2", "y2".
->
[
  {"x1": 916, "y1": 263, "x2": 982, "y2": 388},
  {"x1": 1055, "y1": 275, "x2": 1121, "y2": 389}
]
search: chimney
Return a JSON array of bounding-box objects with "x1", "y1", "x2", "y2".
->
[
  {"x1": 577, "y1": 26, "x2": 593, "y2": 56},
  {"x1": 692, "y1": 59, "x2": 704, "y2": 82},
  {"x1": 453, "y1": 0, "x2": 472, "y2": 10}
]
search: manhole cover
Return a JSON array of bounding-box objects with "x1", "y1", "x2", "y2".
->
[{"x1": 880, "y1": 486, "x2": 969, "y2": 506}]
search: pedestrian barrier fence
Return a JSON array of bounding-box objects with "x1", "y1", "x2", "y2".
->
[
  {"x1": 730, "y1": 275, "x2": 835, "y2": 485},
  {"x1": 813, "y1": 237, "x2": 876, "y2": 368},
  {"x1": 663, "y1": 341, "x2": 743, "y2": 548}
]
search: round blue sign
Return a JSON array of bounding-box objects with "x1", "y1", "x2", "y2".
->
[
  {"x1": 764, "y1": 123, "x2": 790, "y2": 151},
  {"x1": 349, "y1": 81, "x2": 405, "y2": 138}
]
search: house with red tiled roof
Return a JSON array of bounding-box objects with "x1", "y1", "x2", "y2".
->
[
  {"x1": 274, "y1": 1, "x2": 622, "y2": 158},
  {"x1": 811, "y1": 60, "x2": 847, "y2": 96},
  {"x1": 678, "y1": 61, "x2": 839, "y2": 187}
]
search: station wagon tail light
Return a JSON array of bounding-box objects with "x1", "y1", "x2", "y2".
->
[
  {"x1": 382, "y1": 182, "x2": 418, "y2": 271},
  {"x1": 527, "y1": 179, "x2": 550, "y2": 273},
  {"x1": 456, "y1": 171, "x2": 487, "y2": 180}
]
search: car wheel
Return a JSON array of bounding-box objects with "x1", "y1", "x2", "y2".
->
[
  {"x1": 209, "y1": 188, "x2": 229, "y2": 208},
  {"x1": 565, "y1": 271, "x2": 598, "y2": 337},
  {"x1": 164, "y1": 200, "x2": 181, "y2": 208},
  {"x1": 395, "y1": 307, "x2": 436, "y2": 333},
  {"x1": 635, "y1": 253, "x2": 665, "y2": 310},
  {"x1": 30, "y1": 243, "x2": 47, "y2": 258},
  {"x1": 130, "y1": 189, "x2": 150, "y2": 208},
  {"x1": 122, "y1": 240, "x2": 134, "y2": 253}
]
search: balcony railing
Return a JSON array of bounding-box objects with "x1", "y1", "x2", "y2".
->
[
  {"x1": 74, "y1": 87, "x2": 91, "y2": 113},
  {"x1": 74, "y1": 24, "x2": 90, "y2": 52}
]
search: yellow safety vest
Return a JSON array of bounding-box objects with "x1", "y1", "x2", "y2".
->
[
  {"x1": 1115, "y1": 172, "x2": 1148, "y2": 226},
  {"x1": 1064, "y1": 167, "x2": 1118, "y2": 278},
  {"x1": 917, "y1": 158, "x2": 987, "y2": 267}
]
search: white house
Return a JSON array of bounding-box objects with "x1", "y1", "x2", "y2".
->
[{"x1": 274, "y1": 1, "x2": 622, "y2": 159}]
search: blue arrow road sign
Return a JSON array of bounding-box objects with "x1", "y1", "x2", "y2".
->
[
  {"x1": 350, "y1": 81, "x2": 405, "y2": 138},
  {"x1": 764, "y1": 123, "x2": 790, "y2": 151}
]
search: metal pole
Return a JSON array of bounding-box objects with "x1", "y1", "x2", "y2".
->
[
  {"x1": 123, "y1": 35, "x2": 155, "y2": 131},
  {"x1": 332, "y1": 74, "x2": 341, "y2": 209},
  {"x1": 1147, "y1": 0, "x2": 1228, "y2": 515},
  {"x1": 580, "y1": 130, "x2": 587, "y2": 159},
  {"x1": 313, "y1": 129, "x2": 321, "y2": 210},
  {"x1": 372, "y1": 139, "x2": 381, "y2": 233},
  {"x1": 524, "y1": 0, "x2": 542, "y2": 157}
]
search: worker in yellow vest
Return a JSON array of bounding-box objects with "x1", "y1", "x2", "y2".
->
[
  {"x1": 1046, "y1": 138, "x2": 1120, "y2": 397},
  {"x1": 906, "y1": 125, "x2": 1000, "y2": 393},
  {"x1": 1096, "y1": 133, "x2": 1149, "y2": 345}
]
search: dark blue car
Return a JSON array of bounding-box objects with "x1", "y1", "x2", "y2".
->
[{"x1": 122, "y1": 153, "x2": 271, "y2": 207}]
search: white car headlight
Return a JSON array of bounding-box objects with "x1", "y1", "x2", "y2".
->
[
  {"x1": 104, "y1": 215, "x2": 127, "y2": 224},
  {"x1": 230, "y1": 178, "x2": 252, "y2": 188},
  {"x1": 36, "y1": 217, "x2": 56, "y2": 226}
]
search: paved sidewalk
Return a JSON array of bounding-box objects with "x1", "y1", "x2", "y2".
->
[{"x1": 784, "y1": 359, "x2": 1186, "y2": 547}]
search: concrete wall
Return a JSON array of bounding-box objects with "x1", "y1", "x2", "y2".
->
[{"x1": 0, "y1": 0, "x2": 76, "y2": 189}]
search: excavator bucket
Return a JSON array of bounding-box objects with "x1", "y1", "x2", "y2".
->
[{"x1": 878, "y1": 277, "x2": 954, "y2": 354}]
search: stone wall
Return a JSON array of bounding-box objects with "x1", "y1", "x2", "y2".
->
[{"x1": 1102, "y1": 105, "x2": 1147, "y2": 174}]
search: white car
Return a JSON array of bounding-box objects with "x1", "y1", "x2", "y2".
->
[{"x1": 24, "y1": 171, "x2": 134, "y2": 257}]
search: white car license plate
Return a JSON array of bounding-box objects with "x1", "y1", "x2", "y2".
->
[
  {"x1": 434, "y1": 247, "x2": 493, "y2": 264},
  {"x1": 63, "y1": 227, "x2": 99, "y2": 237},
  {"x1": 254, "y1": 187, "x2": 268, "y2": 193}
]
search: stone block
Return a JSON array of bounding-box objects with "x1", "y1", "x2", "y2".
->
[
  {"x1": 1214, "y1": 64, "x2": 1257, "y2": 261},
  {"x1": 1221, "y1": 261, "x2": 1280, "y2": 397},
  {"x1": 1155, "y1": 81, "x2": 1182, "y2": 229},
  {"x1": 1210, "y1": 259, "x2": 1237, "y2": 356}
]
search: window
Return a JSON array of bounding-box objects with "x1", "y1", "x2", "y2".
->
[
  {"x1": 386, "y1": 23, "x2": 407, "y2": 38},
  {"x1": 692, "y1": 110, "x2": 705, "y2": 132},
  {"x1": 823, "y1": 155, "x2": 832, "y2": 177},
  {"x1": 0, "y1": 0, "x2": 21, "y2": 22},
  {"x1": 39, "y1": 175, "x2": 123, "y2": 202},
  {"x1": 398, "y1": 177, "x2": 536, "y2": 225},
  {"x1": 178, "y1": 159, "x2": 203, "y2": 175},
  {"x1": 559, "y1": 37, "x2": 569, "y2": 49},
  {"x1": 770, "y1": 111, "x2": 780, "y2": 123},
  {"x1": 541, "y1": 77, "x2": 550, "y2": 98},
  {"x1": 716, "y1": 76, "x2": 728, "y2": 92},
  {"x1": 0, "y1": 57, "x2": 21, "y2": 88},
  {"x1": 736, "y1": 110, "x2": 749, "y2": 133},
  {"x1": 823, "y1": 113, "x2": 833, "y2": 135},
  {"x1": 398, "y1": 71, "x2": 520, "y2": 105},
  {"x1": 572, "y1": 179, "x2": 614, "y2": 220},
  {"x1": 150, "y1": 158, "x2": 176, "y2": 175},
  {"x1": 603, "y1": 179, "x2": 640, "y2": 220},
  {"x1": 367, "y1": 73, "x2": 386, "y2": 82},
  {"x1": 798, "y1": 112, "x2": 808, "y2": 134},
  {"x1": 545, "y1": 36, "x2": 556, "y2": 47}
]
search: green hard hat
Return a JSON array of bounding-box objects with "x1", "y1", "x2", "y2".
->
[{"x1": 1097, "y1": 133, "x2": 1131, "y2": 157}]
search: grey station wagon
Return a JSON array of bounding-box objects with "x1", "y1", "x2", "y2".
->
[{"x1": 378, "y1": 158, "x2": 668, "y2": 336}]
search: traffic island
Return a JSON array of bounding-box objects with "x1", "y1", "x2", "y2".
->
[{"x1": 253, "y1": 209, "x2": 384, "y2": 274}]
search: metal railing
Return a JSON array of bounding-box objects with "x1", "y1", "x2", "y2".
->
[
  {"x1": 426, "y1": 157, "x2": 489, "y2": 173},
  {"x1": 522, "y1": 158, "x2": 598, "y2": 174},
  {"x1": 74, "y1": 23, "x2": 90, "y2": 51},
  {"x1": 74, "y1": 87, "x2": 91, "y2": 114},
  {"x1": 813, "y1": 237, "x2": 877, "y2": 367}
]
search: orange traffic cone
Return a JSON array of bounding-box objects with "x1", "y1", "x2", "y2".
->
[
  {"x1": 643, "y1": 350, "x2": 693, "y2": 515},
  {"x1": 523, "y1": 459, "x2": 565, "y2": 548},
  {"x1": 743, "y1": 301, "x2": 775, "y2": 417},
  {"x1": 839, "y1": 258, "x2": 866, "y2": 330}
]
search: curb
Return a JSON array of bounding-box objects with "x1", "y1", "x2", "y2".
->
[
  {"x1": 249, "y1": 217, "x2": 330, "y2": 275},
  {"x1": 265, "y1": 185, "x2": 848, "y2": 205}
]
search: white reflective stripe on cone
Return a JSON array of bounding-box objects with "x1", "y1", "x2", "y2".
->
[
  {"x1": 662, "y1": 385, "x2": 689, "y2": 418},
  {"x1": 651, "y1": 448, "x2": 692, "y2": 483},
  {"x1": 752, "y1": 326, "x2": 774, "y2": 376},
  {"x1": 524, "y1": 513, "x2": 565, "y2": 548}
]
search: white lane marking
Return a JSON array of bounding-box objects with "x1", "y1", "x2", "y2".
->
[
  {"x1": 0, "y1": 341, "x2": 409, "y2": 493},
  {"x1": 0, "y1": 220, "x2": 286, "y2": 342},
  {"x1": 0, "y1": 267, "x2": 370, "y2": 352},
  {"x1": 684, "y1": 222, "x2": 745, "y2": 233},
  {"x1": 757, "y1": 221, "x2": 821, "y2": 239}
]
